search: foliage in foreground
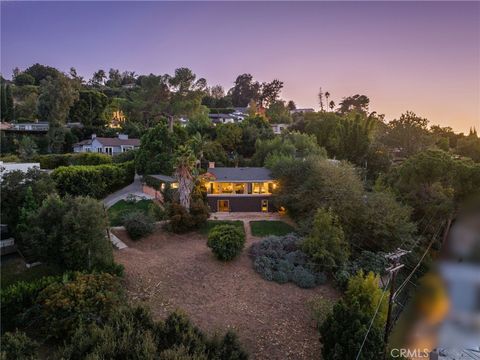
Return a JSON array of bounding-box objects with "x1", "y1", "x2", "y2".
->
[
  {"x1": 319, "y1": 271, "x2": 388, "y2": 360},
  {"x1": 207, "y1": 225, "x2": 246, "y2": 261},
  {"x1": 0, "y1": 330, "x2": 38, "y2": 360},
  {"x1": 250, "y1": 234, "x2": 326, "y2": 288}
]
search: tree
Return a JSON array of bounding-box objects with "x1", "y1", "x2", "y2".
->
[
  {"x1": 106, "y1": 68, "x2": 122, "y2": 87},
  {"x1": 13, "y1": 85, "x2": 38, "y2": 122},
  {"x1": 5, "y1": 84, "x2": 14, "y2": 121},
  {"x1": 14, "y1": 72, "x2": 36, "y2": 86},
  {"x1": 325, "y1": 91, "x2": 330, "y2": 110},
  {"x1": 318, "y1": 87, "x2": 325, "y2": 111},
  {"x1": 229, "y1": 73, "x2": 261, "y2": 107},
  {"x1": 0, "y1": 84, "x2": 6, "y2": 121},
  {"x1": 301, "y1": 208, "x2": 349, "y2": 270},
  {"x1": 91, "y1": 69, "x2": 106, "y2": 86},
  {"x1": 69, "y1": 90, "x2": 110, "y2": 133},
  {"x1": 286, "y1": 100, "x2": 296, "y2": 111},
  {"x1": 173, "y1": 145, "x2": 197, "y2": 210},
  {"x1": 23, "y1": 195, "x2": 115, "y2": 271},
  {"x1": 258, "y1": 79, "x2": 283, "y2": 108},
  {"x1": 215, "y1": 123, "x2": 243, "y2": 153},
  {"x1": 239, "y1": 115, "x2": 274, "y2": 157},
  {"x1": 329, "y1": 100, "x2": 335, "y2": 111},
  {"x1": 336, "y1": 112, "x2": 375, "y2": 165},
  {"x1": 37, "y1": 73, "x2": 79, "y2": 152},
  {"x1": 337, "y1": 94, "x2": 370, "y2": 115},
  {"x1": 18, "y1": 136, "x2": 38, "y2": 160},
  {"x1": 456, "y1": 130, "x2": 480, "y2": 162},
  {"x1": 265, "y1": 100, "x2": 292, "y2": 124},
  {"x1": 320, "y1": 271, "x2": 388, "y2": 360},
  {"x1": 136, "y1": 122, "x2": 187, "y2": 175},
  {"x1": 24, "y1": 63, "x2": 60, "y2": 85},
  {"x1": 383, "y1": 111, "x2": 433, "y2": 157}
]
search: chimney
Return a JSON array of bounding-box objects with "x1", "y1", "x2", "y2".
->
[
  {"x1": 91, "y1": 134, "x2": 96, "y2": 139},
  {"x1": 118, "y1": 134, "x2": 128, "y2": 140},
  {"x1": 208, "y1": 162, "x2": 215, "y2": 168}
]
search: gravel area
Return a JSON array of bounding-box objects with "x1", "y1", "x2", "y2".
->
[{"x1": 113, "y1": 226, "x2": 338, "y2": 359}]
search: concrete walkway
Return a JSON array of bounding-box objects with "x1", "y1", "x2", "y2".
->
[
  {"x1": 109, "y1": 230, "x2": 127, "y2": 250},
  {"x1": 103, "y1": 174, "x2": 153, "y2": 208}
]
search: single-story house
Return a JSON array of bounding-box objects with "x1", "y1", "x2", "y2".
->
[
  {"x1": 203, "y1": 165, "x2": 277, "y2": 212},
  {"x1": 271, "y1": 123, "x2": 289, "y2": 135},
  {"x1": 73, "y1": 134, "x2": 140, "y2": 155}
]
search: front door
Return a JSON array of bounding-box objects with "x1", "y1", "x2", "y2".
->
[
  {"x1": 218, "y1": 200, "x2": 230, "y2": 212},
  {"x1": 261, "y1": 200, "x2": 268, "y2": 212}
]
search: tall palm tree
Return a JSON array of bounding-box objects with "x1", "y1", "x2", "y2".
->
[
  {"x1": 325, "y1": 92, "x2": 330, "y2": 111},
  {"x1": 173, "y1": 145, "x2": 197, "y2": 210},
  {"x1": 329, "y1": 101, "x2": 335, "y2": 112}
]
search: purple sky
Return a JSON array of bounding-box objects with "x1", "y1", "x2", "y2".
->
[{"x1": 2, "y1": 1, "x2": 479, "y2": 132}]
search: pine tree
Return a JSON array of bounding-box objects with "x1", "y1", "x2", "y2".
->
[
  {"x1": 0, "y1": 85, "x2": 7, "y2": 121},
  {"x1": 5, "y1": 84, "x2": 14, "y2": 121}
]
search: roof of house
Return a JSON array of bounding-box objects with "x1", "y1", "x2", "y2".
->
[
  {"x1": 74, "y1": 137, "x2": 140, "y2": 147},
  {"x1": 149, "y1": 174, "x2": 176, "y2": 183},
  {"x1": 206, "y1": 167, "x2": 273, "y2": 182}
]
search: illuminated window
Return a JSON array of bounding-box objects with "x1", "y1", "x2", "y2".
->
[
  {"x1": 234, "y1": 183, "x2": 245, "y2": 194},
  {"x1": 253, "y1": 183, "x2": 265, "y2": 194}
]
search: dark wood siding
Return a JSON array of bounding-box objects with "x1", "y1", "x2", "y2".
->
[{"x1": 207, "y1": 196, "x2": 275, "y2": 212}]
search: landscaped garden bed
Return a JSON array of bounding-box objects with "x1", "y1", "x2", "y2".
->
[{"x1": 108, "y1": 199, "x2": 162, "y2": 226}]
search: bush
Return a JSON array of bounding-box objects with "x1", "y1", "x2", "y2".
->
[
  {"x1": 112, "y1": 149, "x2": 137, "y2": 163},
  {"x1": 207, "y1": 225, "x2": 245, "y2": 261},
  {"x1": 167, "y1": 201, "x2": 209, "y2": 234},
  {"x1": 0, "y1": 275, "x2": 62, "y2": 332},
  {"x1": 52, "y1": 161, "x2": 134, "y2": 198},
  {"x1": 37, "y1": 273, "x2": 123, "y2": 339},
  {"x1": 291, "y1": 266, "x2": 316, "y2": 288},
  {"x1": 250, "y1": 234, "x2": 326, "y2": 288},
  {"x1": 35, "y1": 153, "x2": 112, "y2": 169},
  {"x1": 123, "y1": 211, "x2": 155, "y2": 240},
  {"x1": 0, "y1": 330, "x2": 38, "y2": 360}
]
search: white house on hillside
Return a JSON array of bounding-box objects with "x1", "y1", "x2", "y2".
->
[{"x1": 73, "y1": 134, "x2": 140, "y2": 155}]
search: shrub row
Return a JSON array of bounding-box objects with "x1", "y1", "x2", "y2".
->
[
  {"x1": 250, "y1": 234, "x2": 326, "y2": 289},
  {"x1": 51, "y1": 161, "x2": 135, "y2": 198},
  {"x1": 34, "y1": 153, "x2": 112, "y2": 169}
]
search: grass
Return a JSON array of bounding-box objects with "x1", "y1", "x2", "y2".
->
[
  {"x1": 199, "y1": 220, "x2": 244, "y2": 236},
  {"x1": 108, "y1": 199, "x2": 160, "y2": 226},
  {"x1": 250, "y1": 220, "x2": 295, "y2": 237},
  {"x1": 1, "y1": 255, "x2": 62, "y2": 288}
]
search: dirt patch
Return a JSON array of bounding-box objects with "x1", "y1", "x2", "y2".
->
[{"x1": 113, "y1": 226, "x2": 338, "y2": 359}]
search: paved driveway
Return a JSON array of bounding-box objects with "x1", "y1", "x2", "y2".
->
[{"x1": 103, "y1": 175, "x2": 153, "y2": 208}]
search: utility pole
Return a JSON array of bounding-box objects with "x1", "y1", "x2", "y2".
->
[{"x1": 383, "y1": 248, "x2": 410, "y2": 359}]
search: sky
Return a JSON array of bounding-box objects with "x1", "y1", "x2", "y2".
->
[{"x1": 1, "y1": 1, "x2": 479, "y2": 133}]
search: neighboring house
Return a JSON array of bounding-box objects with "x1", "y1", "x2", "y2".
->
[
  {"x1": 0, "y1": 161, "x2": 40, "y2": 179},
  {"x1": 203, "y1": 164, "x2": 277, "y2": 212},
  {"x1": 271, "y1": 123, "x2": 289, "y2": 135},
  {"x1": 73, "y1": 134, "x2": 140, "y2": 155},
  {"x1": 208, "y1": 108, "x2": 247, "y2": 125},
  {"x1": 1, "y1": 121, "x2": 82, "y2": 134},
  {"x1": 142, "y1": 174, "x2": 178, "y2": 203},
  {"x1": 290, "y1": 108, "x2": 315, "y2": 115}
]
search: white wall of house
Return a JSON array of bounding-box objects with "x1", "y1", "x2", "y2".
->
[{"x1": 0, "y1": 162, "x2": 40, "y2": 179}]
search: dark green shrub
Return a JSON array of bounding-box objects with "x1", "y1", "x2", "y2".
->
[
  {"x1": 35, "y1": 153, "x2": 112, "y2": 169},
  {"x1": 123, "y1": 211, "x2": 155, "y2": 240},
  {"x1": 207, "y1": 225, "x2": 245, "y2": 261},
  {"x1": 167, "y1": 202, "x2": 209, "y2": 234},
  {"x1": 52, "y1": 161, "x2": 134, "y2": 198},
  {"x1": 215, "y1": 331, "x2": 248, "y2": 360},
  {"x1": 0, "y1": 330, "x2": 38, "y2": 360},
  {"x1": 0, "y1": 275, "x2": 62, "y2": 332},
  {"x1": 37, "y1": 273, "x2": 122, "y2": 339},
  {"x1": 112, "y1": 149, "x2": 137, "y2": 163}
]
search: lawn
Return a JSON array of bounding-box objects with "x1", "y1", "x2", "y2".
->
[
  {"x1": 250, "y1": 220, "x2": 295, "y2": 237},
  {"x1": 108, "y1": 199, "x2": 160, "y2": 226},
  {"x1": 1, "y1": 255, "x2": 62, "y2": 288},
  {"x1": 199, "y1": 220, "x2": 244, "y2": 235}
]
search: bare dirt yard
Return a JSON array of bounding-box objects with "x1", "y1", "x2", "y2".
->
[{"x1": 113, "y1": 224, "x2": 338, "y2": 359}]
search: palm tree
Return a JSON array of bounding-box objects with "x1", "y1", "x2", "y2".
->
[
  {"x1": 325, "y1": 92, "x2": 330, "y2": 111},
  {"x1": 174, "y1": 145, "x2": 197, "y2": 209},
  {"x1": 188, "y1": 132, "x2": 208, "y2": 168},
  {"x1": 329, "y1": 100, "x2": 335, "y2": 112}
]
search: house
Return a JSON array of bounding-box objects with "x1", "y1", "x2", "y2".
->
[
  {"x1": 271, "y1": 123, "x2": 289, "y2": 135},
  {"x1": 290, "y1": 108, "x2": 315, "y2": 115},
  {"x1": 73, "y1": 134, "x2": 140, "y2": 155},
  {"x1": 0, "y1": 161, "x2": 40, "y2": 179},
  {"x1": 203, "y1": 164, "x2": 277, "y2": 212}
]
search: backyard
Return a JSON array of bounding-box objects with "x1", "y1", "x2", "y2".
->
[{"x1": 112, "y1": 225, "x2": 337, "y2": 359}]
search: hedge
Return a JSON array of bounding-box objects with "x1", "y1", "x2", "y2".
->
[
  {"x1": 34, "y1": 153, "x2": 112, "y2": 169},
  {"x1": 52, "y1": 161, "x2": 135, "y2": 199}
]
